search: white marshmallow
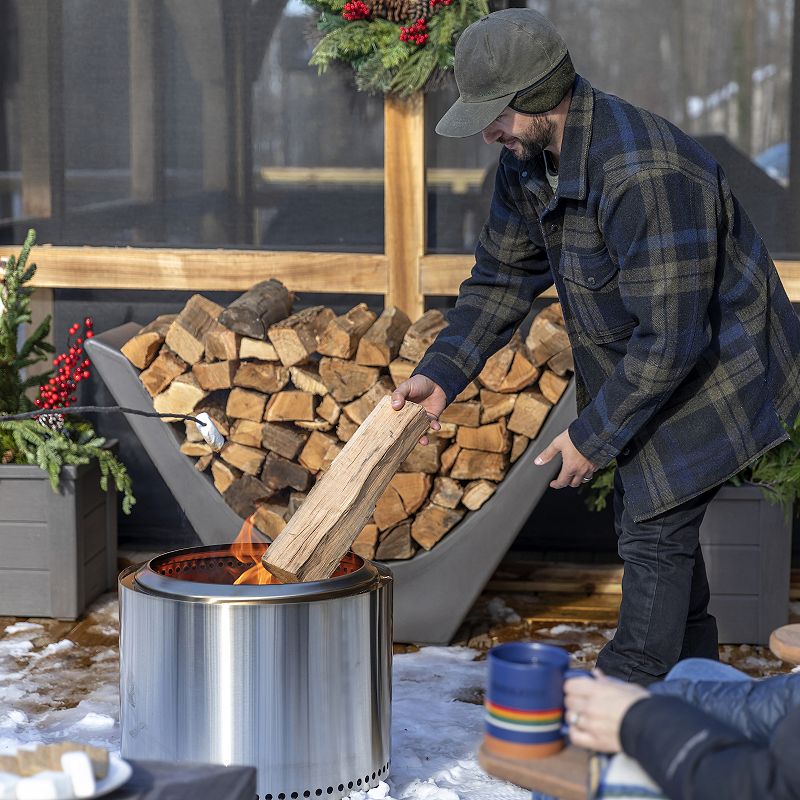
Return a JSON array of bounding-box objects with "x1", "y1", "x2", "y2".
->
[
  {"x1": 60, "y1": 751, "x2": 96, "y2": 798},
  {"x1": 15, "y1": 770, "x2": 73, "y2": 799},
  {"x1": 194, "y1": 412, "x2": 225, "y2": 451},
  {"x1": 0, "y1": 772, "x2": 19, "y2": 800}
]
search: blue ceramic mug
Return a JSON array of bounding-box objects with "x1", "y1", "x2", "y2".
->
[{"x1": 484, "y1": 642, "x2": 590, "y2": 759}]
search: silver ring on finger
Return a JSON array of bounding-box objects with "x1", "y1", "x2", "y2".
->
[
  {"x1": 567, "y1": 710, "x2": 581, "y2": 727},
  {"x1": 581, "y1": 475, "x2": 593, "y2": 483}
]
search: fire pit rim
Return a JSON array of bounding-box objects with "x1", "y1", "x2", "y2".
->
[{"x1": 123, "y1": 543, "x2": 391, "y2": 604}]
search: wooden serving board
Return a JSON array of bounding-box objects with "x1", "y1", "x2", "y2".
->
[{"x1": 477, "y1": 742, "x2": 589, "y2": 800}]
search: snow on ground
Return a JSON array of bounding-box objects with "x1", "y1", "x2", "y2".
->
[{"x1": 0, "y1": 595, "x2": 526, "y2": 800}]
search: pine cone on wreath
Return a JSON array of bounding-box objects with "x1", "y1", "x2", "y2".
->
[{"x1": 368, "y1": 0, "x2": 426, "y2": 22}]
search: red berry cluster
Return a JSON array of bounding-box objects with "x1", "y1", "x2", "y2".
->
[
  {"x1": 400, "y1": 17, "x2": 428, "y2": 45},
  {"x1": 429, "y1": 0, "x2": 453, "y2": 8},
  {"x1": 35, "y1": 318, "x2": 95, "y2": 411},
  {"x1": 342, "y1": 0, "x2": 370, "y2": 21}
]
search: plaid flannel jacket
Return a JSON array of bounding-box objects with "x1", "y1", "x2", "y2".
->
[{"x1": 414, "y1": 75, "x2": 800, "y2": 521}]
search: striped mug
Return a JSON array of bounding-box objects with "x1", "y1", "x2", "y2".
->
[{"x1": 484, "y1": 642, "x2": 588, "y2": 759}]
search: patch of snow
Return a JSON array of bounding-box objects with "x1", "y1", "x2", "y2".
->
[
  {"x1": 486, "y1": 597, "x2": 521, "y2": 625},
  {"x1": 4, "y1": 623, "x2": 44, "y2": 635}
]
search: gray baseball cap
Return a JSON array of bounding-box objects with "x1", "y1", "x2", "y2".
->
[{"x1": 436, "y1": 9, "x2": 575, "y2": 138}]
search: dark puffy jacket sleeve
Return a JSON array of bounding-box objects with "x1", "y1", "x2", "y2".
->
[
  {"x1": 648, "y1": 673, "x2": 800, "y2": 744},
  {"x1": 413, "y1": 157, "x2": 553, "y2": 405},
  {"x1": 620, "y1": 696, "x2": 800, "y2": 800}
]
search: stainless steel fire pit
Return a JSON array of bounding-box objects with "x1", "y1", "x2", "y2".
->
[{"x1": 119, "y1": 545, "x2": 392, "y2": 800}]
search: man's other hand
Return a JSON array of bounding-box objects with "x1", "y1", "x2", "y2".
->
[
  {"x1": 535, "y1": 429, "x2": 596, "y2": 488},
  {"x1": 391, "y1": 375, "x2": 446, "y2": 445}
]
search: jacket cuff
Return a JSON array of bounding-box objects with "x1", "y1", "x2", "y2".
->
[
  {"x1": 568, "y1": 411, "x2": 620, "y2": 467},
  {"x1": 412, "y1": 353, "x2": 471, "y2": 407}
]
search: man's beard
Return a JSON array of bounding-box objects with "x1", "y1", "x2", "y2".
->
[{"x1": 503, "y1": 116, "x2": 555, "y2": 162}]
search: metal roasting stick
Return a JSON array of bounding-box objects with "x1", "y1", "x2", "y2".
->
[{"x1": 0, "y1": 406, "x2": 226, "y2": 451}]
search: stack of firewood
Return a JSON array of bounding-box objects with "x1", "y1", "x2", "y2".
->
[{"x1": 121, "y1": 279, "x2": 573, "y2": 561}]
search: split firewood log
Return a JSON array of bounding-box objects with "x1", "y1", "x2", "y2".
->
[
  {"x1": 192, "y1": 360, "x2": 238, "y2": 391},
  {"x1": 226, "y1": 387, "x2": 268, "y2": 422},
  {"x1": 342, "y1": 376, "x2": 394, "y2": 425},
  {"x1": 539, "y1": 369, "x2": 570, "y2": 404},
  {"x1": 336, "y1": 414, "x2": 359, "y2": 442},
  {"x1": 435, "y1": 422, "x2": 457, "y2": 439},
  {"x1": 375, "y1": 521, "x2": 416, "y2": 560},
  {"x1": 399, "y1": 309, "x2": 446, "y2": 362},
  {"x1": 319, "y1": 357, "x2": 380, "y2": 403},
  {"x1": 295, "y1": 419, "x2": 334, "y2": 432},
  {"x1": 317, "y1": 303, "x2": 377, "y2": 359},
  {"x1": 351, "y1": 523, "x2": 379, "y2": 560},
  {"x1": 223, "y1": 474, "x2": 271, "y2": 518},
  {"x1": 153, "y1": 373, "x2": 207, "y2": 415},
  {"x1": 234, "y1": 361, "x2": 289, "y2": 393},
  {"x1": 229, "y1": 419, "x2": 264, "y2": 449},
  {"x1": 319, "y1": 441, "x2": 343, "y2": 472},
  {"x1": 261, "y1": 451, "x2": 312, "y2": 493},
  {"x1": 212, "y1": 459, "x2": 241, "y2": 494},
  {"x1": 180, "y1": 441, "x2": 212, "y2": 458},
  {"x1": 400, "y1": 436, "x2": 447, "y2": 474},
  {"x1": 388, "y1": 357, "x2": 415, "y2": 389},
  {"x1": 526, "y1": 306, "x2": 570, "y2": 366},
  {"x1": 221, "y1": 442, "x2": 266, "y2": 476},
  {"x1": 121, "y1": 314, "x2": 176, "y2": 369},
  {"x1": 356, "y1": 306, "x2": 411, "y2": 366},
  {"x1": 373, "y1": 484, "x2": 409, "y2": 531},
  {"x1": 507, "y1": 389, "x2": 553, "y2": 439},
  {"x1": 478, "y1": 332, "x2": 539, "y2": 393},
  {"x1": 264, "y1": 391, "x2": 315, "y2": 422},
  {"x1": 218, "y1": 279, "x2": 294, "y2": 339},
  {"x1": 440, "y1": 401, "x2": 480, "y2": 427},
  {"x1": 268, "y1": 306, "x2": 335, "y2": 367},
  {"x1": 252, "y1": 505, "x2": 287, "y2": 539},
  {"x1": 430, "y1": 476, "x2": 463, "y2": 509},
  {"x1": 461, "y1": 479, "x2": 497, "y2": 511},
  {"x1": 480, "y1": 389, "x2": 517, "y2": 424},
  {"x1": 317, "y1": 395, "x2": 341, "y2": 425},
  {"x1": 411, "y1": 503, "x2": 464, "y2": 550},
  {"x1": 456, "y1": 419, "x2": 511, "y2": 454},
  {"x1": 195, "y1": 453, "x2": 213, "y2": 472},
  {"x1": 140, "y1": 349, "x2": 187, "y2": 397},
  {"x1": 389, "y1": 472, "x2": 431, "y2": 515},
  {"x1": 165, "y1": 294, "x2": 225, "y2": 364},
  {"x1": 239, "y1": 337, "x2": 279, "y2": 361},
  {"x1": 450, "y1": 450, "x2": 508, "y2": 482},
  {"x1": 547, "y1": 347, "x2": 574, "y2": 376},
  {"x1": 440, "y1": 442, "x2": 461, "y2": 474},
  {"x1": 262, "y1": 422, "x2": 308, "y2": 460},
  {"x1": 194, "y1": 394, "x2": 231, "y2": 435},
  {"x1": 510, "y1": 434, "x2": 530, "y2": 463},
  {"x1": 453, "y1": 381, "x2": 480, "y2": 402},
  {"x1": 289, "y1": 365, "x2": 328, "y2": 396},
  {"x1": 299, "y1": 430, "x2": 339, "y2": 473},
  {"x1": 204, "y1": 323, "x2": 241, "y2": 362}
]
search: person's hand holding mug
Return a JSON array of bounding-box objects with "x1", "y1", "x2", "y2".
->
[
  {"x1": 391, "y1": 375, "x2": 446, "y2": 445},
  {"x1": 564, "y1": 670, "x2": 650, "y2": 753}
]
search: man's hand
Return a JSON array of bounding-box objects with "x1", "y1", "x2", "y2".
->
[
  {"x1": 564, "y1": 671, "x2": 650, "y2": 753},
  {"x1": 535, "y1": 429, "x2": 596, "y2": 488},
  {"x1": 391, "y1": 375, "x2": 446, "y2": 445}
]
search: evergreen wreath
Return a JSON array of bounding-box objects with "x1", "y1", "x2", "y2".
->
[
  {"x1": 0, "y1": 230, "x2": 135, "y2": 514},
  {"x1": 303, "y1": 0, "x2": 489, "y2": 96}
]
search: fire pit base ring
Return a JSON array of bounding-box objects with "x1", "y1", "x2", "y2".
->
[{"x1": 119, "y1": 545, "x2": 393, "y2": 800}]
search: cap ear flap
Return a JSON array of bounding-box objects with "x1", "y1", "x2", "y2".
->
[{"x1": 509, "y1": 53, "x2": 576, "y2": 115}]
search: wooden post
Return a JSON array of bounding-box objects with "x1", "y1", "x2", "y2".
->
[
  {"x1": 17, "y1": 0, "x2": 64, "y2": 224},
  {"x1": 384, "y1": 93, "x2": 425, "y2": 319}
]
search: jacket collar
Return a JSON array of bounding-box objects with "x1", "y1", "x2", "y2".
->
[{"x1": 555, "y1": 74, "x2": 594, "y2": 201}]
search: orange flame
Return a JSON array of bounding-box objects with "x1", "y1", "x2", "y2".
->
[{"x1": 231, "y1": 514, "x2": 279, "y2": 585}]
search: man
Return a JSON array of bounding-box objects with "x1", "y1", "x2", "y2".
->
[{"x1": 391, "y1": 8, "x2": 800, "y2": 685}]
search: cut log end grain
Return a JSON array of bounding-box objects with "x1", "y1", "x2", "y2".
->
[
  {"x1": 261, "y1": 451, "x2": 312, "y2": 494},
  {"x1": 510, "y1": 434, "x2": 530, "y2": 463},
  {"x1": 351, "y1": 523, "x2": 379, "y2": 560},
  {"x1": 223, "y1": 474, "x2": 271, "y2": 519},
  {"x1": 299, "y1": 430, "x2": 338, "y2": 473},
  {"x1": 538, "y1": 369, "x2": 570, "y2": 404},
  {"x1": 268, "y1": 305, "x2": 335, "y2": 367},
  {"x1": 398, "y1": 309, "x2": 446, "y2": 363},
  {"x1": 121, "y1": 314, "x2": 176, "y2": 369},
  {"x1": 507, "y1": 389, "x2": 553, "y2": 439},
  {"x1": 389, "y1": 472, "x2": 432, "y2": 515},
  {"x1": 260, "y1": 397, "x2": 429, "y2": 582},
  {"x1": 430, "y1": 476, "x2": 463, "y2": 509},
  {"x1": 234, "y1": 361, "x2": 289, "y2": 393},
  {"x1": 252, "y1": 505, "x2": 287, "y2": 540},
  {"x1": 317, "y1": 394, "x2": 341, "y2": 425},
  {"x1": 229, "y1": 419, "x2": 265, "y2": 449},
  {"x1": 226, "y1": 387, "x2": 268, "y2": 422},
  {"x1": 264, "y1": 391, "x2": 315, "y2": 423},
  {"x1": 204, "y1": 324, "x2": 241, "y2": 362},
  {"x1": 480, "y1": 389, "x2": 517, "y2": 424},
  {"x1": 343, "y1": 376, "x2": 394, "y2": 425},
  {"x1": 461, "y1": 479, "x2": 496, "y2": 511},
  {"x1": 440, "y1": 401, "x2": 480, "y2": 427},
  {"x1": 212, "y1": 459, "x2": 240, "y2": 495},
  {"x1": 356, "y1": 306, "x2": 412, "y2": 366},
  {"x1": 450, "y1": 450, "x2": 508, "y2": 482},
  {"x1": 165, "y1": 294, "x2": 224, "y2": 364},
  {"x1": 317, "y1": 303, "x2": 377, "y2": 359},
  {"x1": 289, "y1": 365, "x2": 328, "y2": 396},
  {"x1": 319, "y1": 357, "x2": 381, "y2": 403},
  {"x1": 192, "y1": 359, "x2": 238, "y2": 391},
  {"x1": 239, "y1": 337, "x2": 279, "y2": 361},
  {"x1": 221, "y1": 441, "x2": 266, "y2": 476},
  {"x1": 140, "y1": 349, "x2": 187, "y2": 397},
  {"x1": 411, "y1": 503, "x2": 465, "y2": 550},
  {"x1": 456, "y1": 418, "x2": 510, "y2": 454},
  {"x1": 262, "y1": 423, "x2": 308, "y2": 460},
  {"x1": 153, "y1": 373, "x2": 207, "y2": 416},
  {"x1": 375, "y1": 521, "x2": 416, "y2": 561}
]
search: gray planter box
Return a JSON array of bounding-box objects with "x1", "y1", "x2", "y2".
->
[
  {"x1": 702, "y1": 485, "x2": 791, "y2": 645},
  {"x1": 0, "y1": 455, "x2": 118, "y2": 619}
]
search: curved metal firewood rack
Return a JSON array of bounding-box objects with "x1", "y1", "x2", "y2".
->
[{"x1": 87, "y1": 323, "x2": 577, "y2": 644}]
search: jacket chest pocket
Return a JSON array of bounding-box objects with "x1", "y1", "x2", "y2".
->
[{"x1": 559, "y1": 249, "x2": 636, "y2": 344}]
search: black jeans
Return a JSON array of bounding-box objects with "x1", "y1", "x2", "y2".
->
[{"x1": 596, "y1": 469, "x2": 722, "y2": 686}]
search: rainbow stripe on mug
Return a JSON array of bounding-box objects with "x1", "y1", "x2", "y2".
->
[{"x1": 484, "y1": 642, "x2": 587, "y2": 760}]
